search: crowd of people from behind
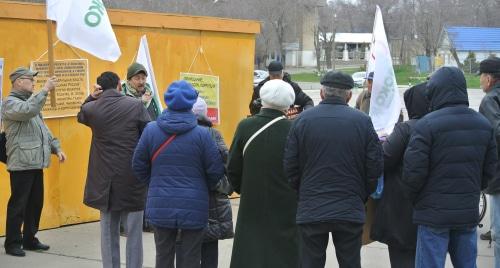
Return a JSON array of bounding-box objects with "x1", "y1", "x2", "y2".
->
[{"x1": 2, "y1": 57, "x2": 500, "y2": 268}]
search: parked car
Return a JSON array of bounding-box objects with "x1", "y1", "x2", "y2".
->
[
  {"x1": 351, "y1": 71, "x2": 367, "y2": 88},
  {"x1": 253, "y1": 70, "x2": 268, "y2": 86}
]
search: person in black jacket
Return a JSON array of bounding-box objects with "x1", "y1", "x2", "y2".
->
[
  {"x1": 284, "y1": 71, "x2": 383, "y2": 268},
  {"x1": 370, "y1": 82, "x2": 430, "y2": 267},
  {"x1": 477, "y1": 56, "x2": 500, "y2": 268},
  {"x1": 249, "y1": 61, "x2": 313, "y2": 116},
  {"x1": 403, "y1": 66, "x2": 498, "y2": 268}
]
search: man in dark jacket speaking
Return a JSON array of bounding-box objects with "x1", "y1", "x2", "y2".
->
[
  {"x1": 249, "y1": 61, "x2": 313, "y2": 116},
  {"x1": 77, "y1": 72, "x2": 151, "y2": 268},
  {"x1": 403, "y1": 66, "x2": 497, "y2": 268},
  {"x1": 284, "y1": 71, "x2": 383, "y2": 268}
]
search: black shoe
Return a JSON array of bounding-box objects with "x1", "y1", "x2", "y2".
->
[
  {"x1": 5, "y1": 247, "x2": 26, "y2": 257},
  {"x1": 23, "y1": 241, "x2": 50, "y2": 251},
  {"x1": 480, "y1": 230, "x2": 491, "y2": 241}
]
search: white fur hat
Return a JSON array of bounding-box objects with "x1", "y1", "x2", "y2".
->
[
  {"x1": 192, "y1": 97, "x2": 208, "y2": 116},
  {"x1": 260, "y1": 80, "x2": 295, "y2": 110}
]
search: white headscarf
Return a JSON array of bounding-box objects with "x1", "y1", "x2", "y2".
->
[
  {"x1": 192, "y1": 97, "x2": 208, "y2": 116},
  {"x1": 260, "y1": 80, "x2": 295, "y2": 111}
]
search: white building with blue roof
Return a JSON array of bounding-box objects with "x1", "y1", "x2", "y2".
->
[{"x1": 437, "y1": 26, "x2": 500, "y2": 67}]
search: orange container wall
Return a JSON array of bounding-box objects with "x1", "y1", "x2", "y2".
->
[{"x1": 0, "y1": 1, "x2": 259, "y2": 235}]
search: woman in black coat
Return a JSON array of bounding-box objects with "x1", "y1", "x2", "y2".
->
[{"x1": 370, "y1": 82, "x2": 430, "y2": 267}]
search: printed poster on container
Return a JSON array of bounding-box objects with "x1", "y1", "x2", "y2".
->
[
  {"x1": 30, "y1": 59, "x2": 89, "y2": 118},
  {"x1": 180, "y1": 72, "x2": 220, "y2": 124}
]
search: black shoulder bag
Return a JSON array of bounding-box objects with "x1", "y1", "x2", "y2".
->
[{"x1": 0, "y1": 131, "x2": 6, "y2": 163}]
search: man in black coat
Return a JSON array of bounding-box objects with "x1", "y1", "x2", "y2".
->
[
  {"x1": 249, "y1": 61, "x2": 313, "y2": 116},
  {"x1": 284, "y1": 71, "x2": 383, "y2": 268},
  {"x1": 77, "y1": 72, "x2": 150, "y2": 268},
  {"x1": 370, "y1": 82, "x2": 430, "y2": 267},
  {"x1": 477, "y1": 56, "x2": 500, "y2": 267},
  {"x1": 403, "y1": 66, "x2": 497, "y2": 268}
]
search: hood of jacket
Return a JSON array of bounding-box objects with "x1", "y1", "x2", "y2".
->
[
  {"x1": 404, "y1": 82, "x2": 430, "y2": 119},
  {"x1": 196, "y1": 114, "x2": 213, "y2": 127},
  {"x1": 426, "y1": 67, "x2": 469, "y2": 111},
  {"x1": 157, "y1": 109, "x2": 197, "y2": 134}
]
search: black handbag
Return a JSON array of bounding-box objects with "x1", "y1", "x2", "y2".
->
[{"x1": 0, "y1": 132, "x2": 7, "y2": 163}]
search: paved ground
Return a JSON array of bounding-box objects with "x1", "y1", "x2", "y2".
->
[
  {"x1": 0, "y1": 86, "x2": 493, "y2": 267},
  {"x1": 0, "y1": 198, "x2": 494, "y2": 267}
]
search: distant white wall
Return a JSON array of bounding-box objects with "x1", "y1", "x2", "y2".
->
[
  {"x1": 301, "y1": 50, "x2": 317, "y2": 67},
  {"x1": 438, "y1": 50, "x2": 499, "y2": 67},
  {"x1": 285, "y1": 50, "x2": 317, "y2": 67}
]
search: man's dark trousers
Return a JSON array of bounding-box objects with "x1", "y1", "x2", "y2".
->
[
  {"x1": 299, "y1": 221, "x2": 364, "y2": 268},
  {"x1": 4, "y1": 169, "x2": 44, "y2": 250}
]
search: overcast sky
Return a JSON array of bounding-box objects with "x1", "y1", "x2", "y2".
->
[{"x1": 327, "y1": 0, "x2": 358, "y2": 5}]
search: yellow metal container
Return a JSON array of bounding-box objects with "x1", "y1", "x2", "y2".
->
[{"x1": 0, "y1": 1, "x2": 259, "y2": 235}]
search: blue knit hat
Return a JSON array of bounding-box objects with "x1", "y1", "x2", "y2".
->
[{"x1": 164, "y1": 80, "x2": 198, "y2": 111}]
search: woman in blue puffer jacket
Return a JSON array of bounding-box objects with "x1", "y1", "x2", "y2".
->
[
  {"x1": 176, "y1": 96, "x2": 234, "y2": 268},
  {"x1": 132, "y1": 80, "x2": 224, "y2": 268}
]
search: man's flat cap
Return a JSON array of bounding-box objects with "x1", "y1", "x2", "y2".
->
[
  {"x1": 320, "y1": 71, "x2": 354, "y2": 89},
  {"x1": 9, "y1": 67, "x2": 38, "y2": 83},
  {"x1": 479, "y1": 57, "x2": 500, "y2": 75}
]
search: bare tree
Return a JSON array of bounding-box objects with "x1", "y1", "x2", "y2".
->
[
  {"x1": 18, "y1": 0, "x2": 500, "y2": 69},
  {"x1": 272, "y1": 9, "x2": 288, "y2": 63},
  {"x1": 313, "y1": 24, "x2": 322, "y2": 72},
  {"x1": 414, "y1": 0, "x2": 447, "y2": 57},
  {"x1": 319, "y1": 30, "x2": 335, "y2": 69}
]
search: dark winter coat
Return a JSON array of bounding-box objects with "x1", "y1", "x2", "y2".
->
[
  {"x1": 249, "y1": 73, "x2": 314, "y2": 115},
  {"x1": 371, "y1": 82, "x2": 429, "y2": 250},
  {"x1": 479, "y1": 82, "x2": 500, "y2": 194},
  {"x1": 197, "y1": 115, "x2": 234, "y2": 242},
  {"x1": 227, "y1": 108, "x2": 299, "y2": 268},
  {"x1": 77, "y1": 89, "x2": 150, "y2": 211},
  {"x1": 132, "y1": 110, "x2": 225, "y2": 229},
  {"x1": 284, "y1": 95, "x2": 383, "y2": 224},
  {"x1": 403, "y1": 67, "x2": 497, "y2": 228}
]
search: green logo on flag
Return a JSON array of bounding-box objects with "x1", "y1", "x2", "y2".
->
[{"x1": 85, "y1": 0, "x2": 106, "y2": 27}]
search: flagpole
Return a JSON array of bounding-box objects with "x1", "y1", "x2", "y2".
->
[
  {"x1": 367, "y1": 6, "x2": 379, "y2": 74},
  {"x1": 47, "y1": 20, "x2": 56, "y2": 107}
]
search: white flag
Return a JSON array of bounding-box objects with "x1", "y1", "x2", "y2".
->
[
  {"x1": 136, "y1": 35, "x2": 163, "y2": 113},
  {"x1": 368, "y1": 5, "x2": 401, "y2": 135},
  {"x1": 46, "y1": 0, "x2": 121, "y2": 62}
]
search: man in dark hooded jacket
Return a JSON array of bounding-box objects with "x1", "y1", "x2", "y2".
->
[
  {"x1": 403, "y1": 66, "x2": 497, "y2": 268},
  {"x1": 371, "y1": 82, "x2": 430, "y2": 267}
]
